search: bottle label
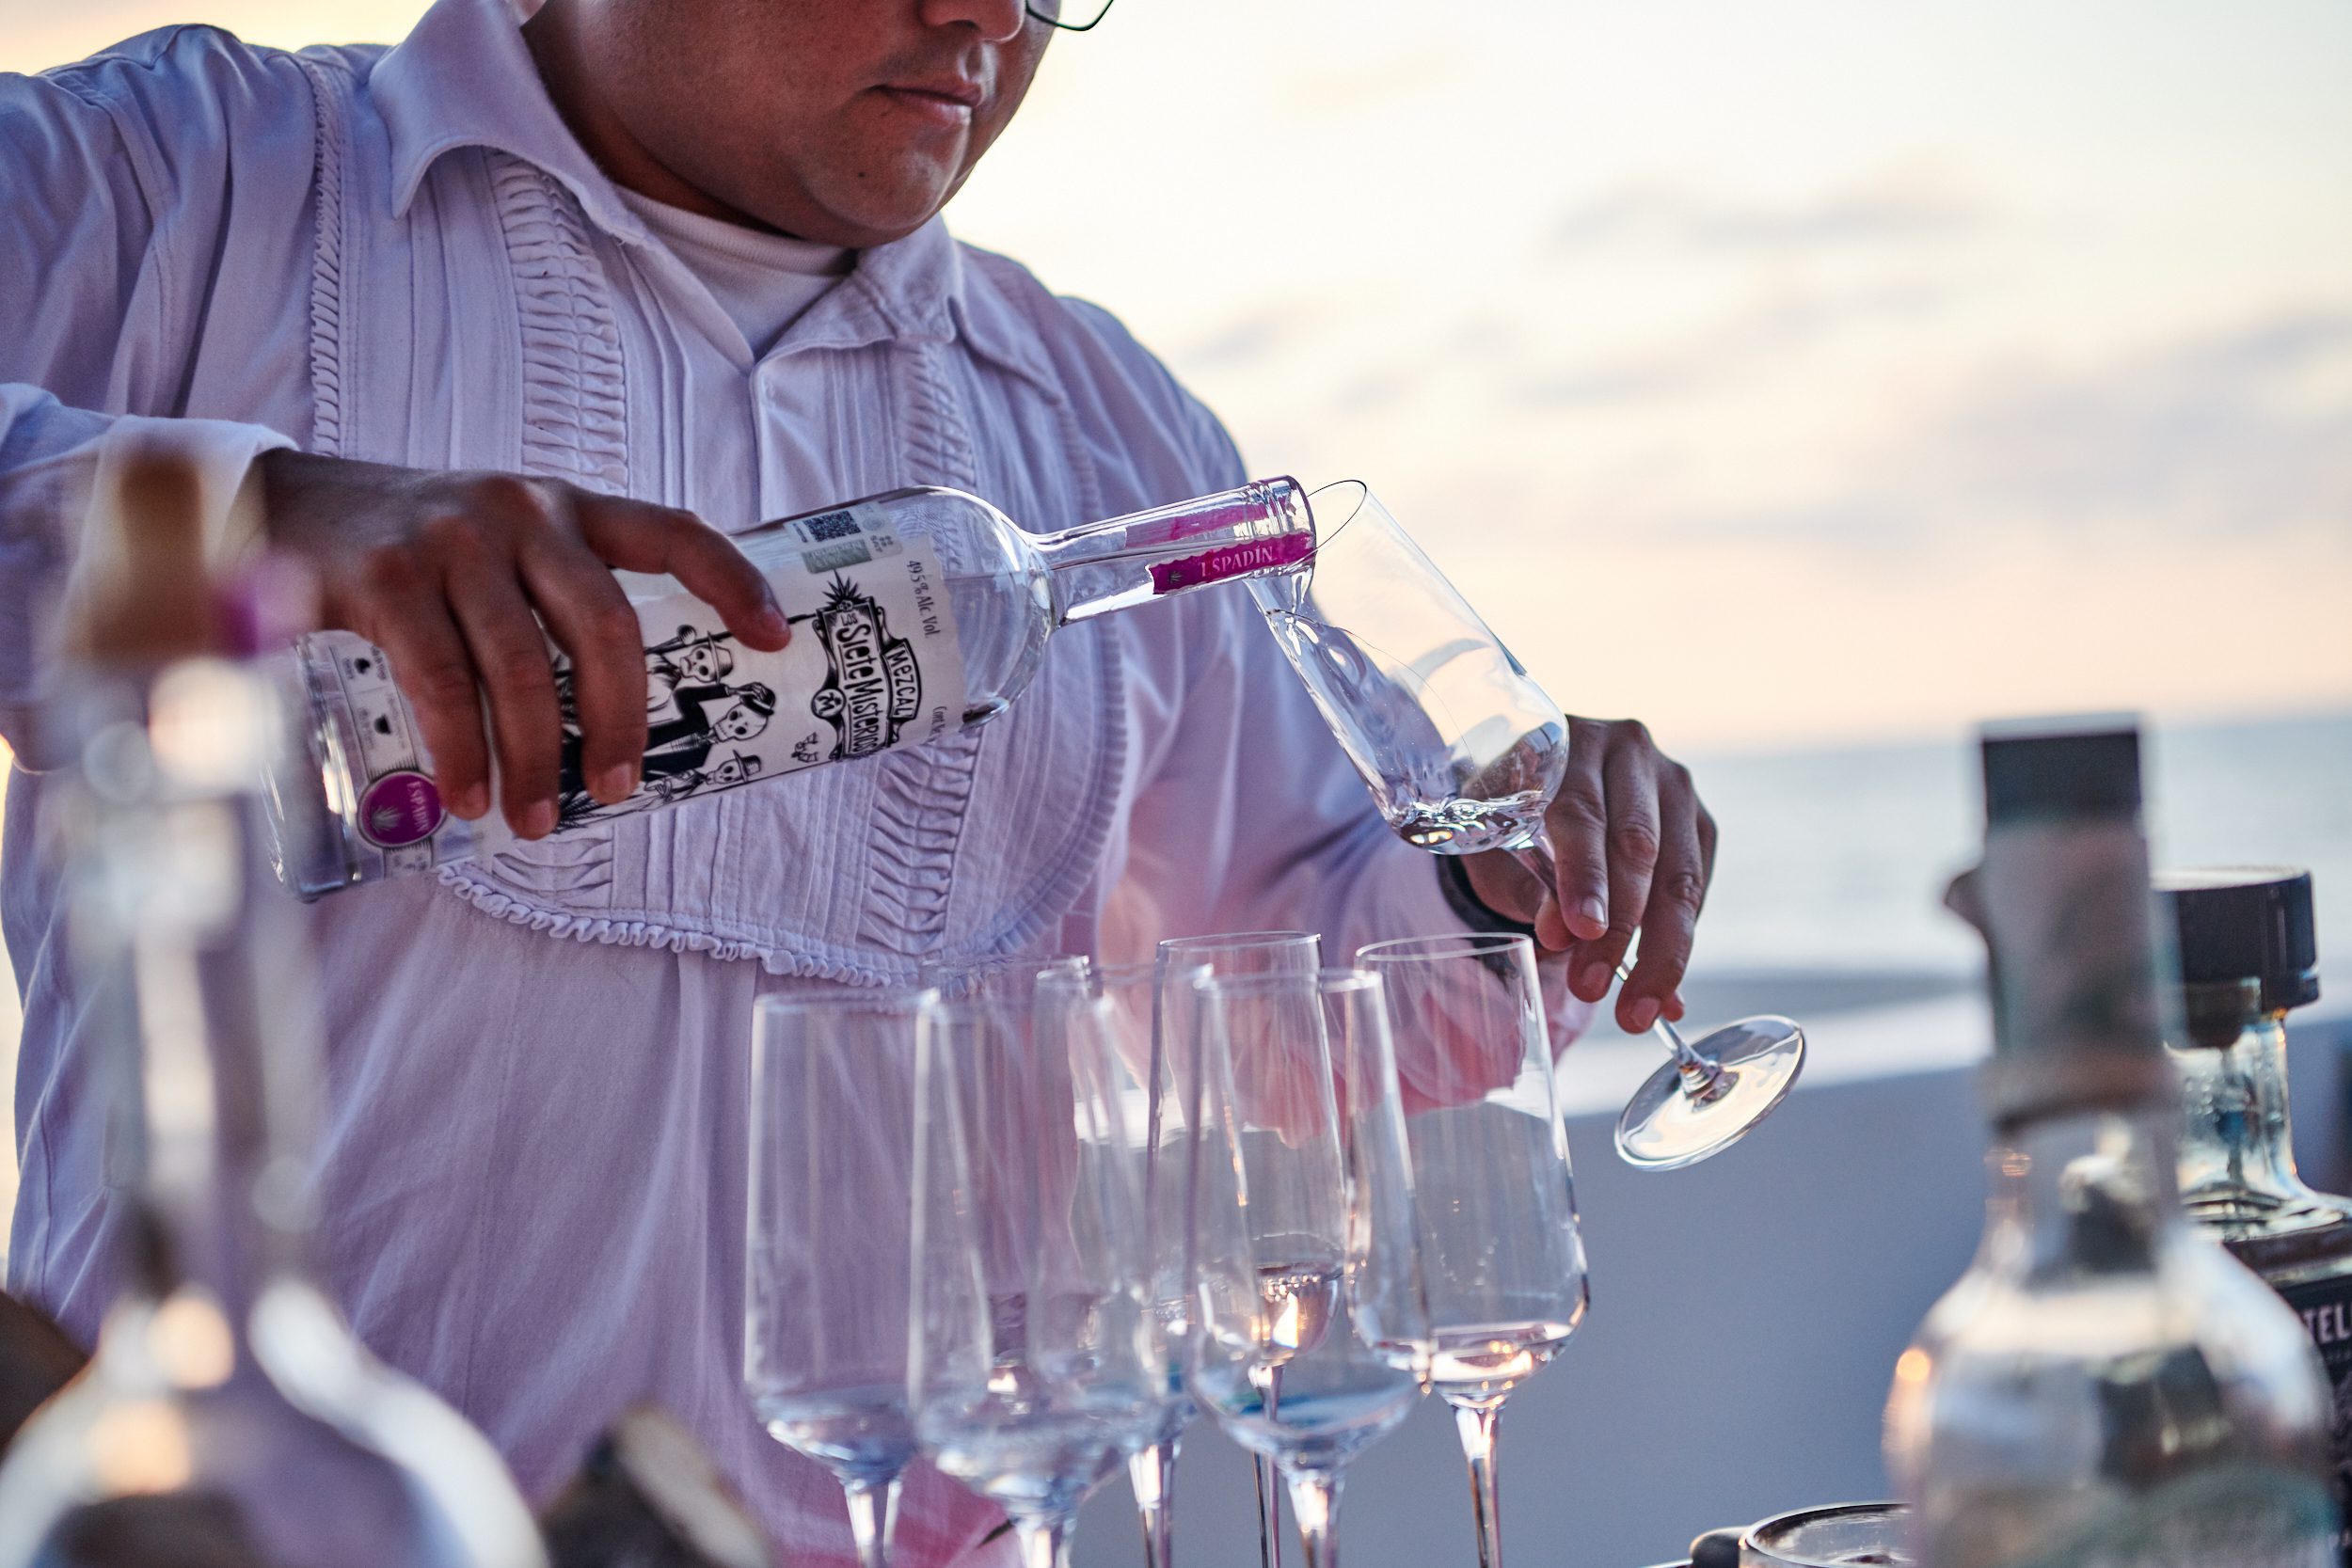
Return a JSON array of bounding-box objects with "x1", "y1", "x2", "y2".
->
[
  {"x1": 473, "y1": 518, "x2": 965, "y2": 854},
  {"x1": 2278, "y1": 1272, "x2": 2352, "y2": 1567},
  {"x1": 304, "y1": 506, "x2": 964, "y2": 872},
  {"x1": 1148, "y1": 531, "x2": 1313, "y2": 595}
]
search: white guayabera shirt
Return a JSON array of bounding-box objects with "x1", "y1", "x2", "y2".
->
[{"x1": 0, "y1": 0, "x2": 1589, "y2": 1558}]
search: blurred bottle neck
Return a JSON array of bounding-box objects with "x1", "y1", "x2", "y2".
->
[
  {"x1": 2172, "y1": 987, "x2": 2343, "y2": 1234},
  {"x1": 64, "y1": 662, "x2": 321, "y2": 1320},
  {"x1": 1982, "y1": 1106, "x2": 2187, "y2": 1279}
]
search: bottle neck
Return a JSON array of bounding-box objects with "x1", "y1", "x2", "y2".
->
[
  {"x1": 1037, "y1": 478, "x2": 1315, "y2": 626},
  {"x1": 2172, "y1": 1002, "x2": 2326, "y2": 1226},
  {"x1": 1963, "y1": 811, "x2": 2174, "y2": 1129},
  {"x1": 65, "y1": 663, "x2": 321, "y2": 1321},
  {"x1": 1982, "y1": 1104, "x2": 2188, "y2": 1278}
]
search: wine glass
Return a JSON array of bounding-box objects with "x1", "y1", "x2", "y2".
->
[
  {"x1": 1184, "y1": 967, "x2": 1429, "y2": 1568},
  {"x1": 1088, "y1": 960, "x2": 1207, "y2": 1568},
  {"x1": 917, "y1": 955, "x2": 1090, "y2": 999},
  {"x1": 1742, "y1": 1502, "x2": 1915, "y2": 1567},
  {"x1": 1247, "y1": 482, "x2": 1804, "y2": 1168},
  {"x1": 746, "y1": 989, "x2": 931, "y2": 1568},
  {"x1": 1155, "y1": 931, "x2": 1321, "y2": 1568},
  {"x1": 908, "y1": 972, "x2": 1164, "y2": 1568},
  {"x1": 1354, "y1": 933, "x2": 1589, "y2": 1568}
]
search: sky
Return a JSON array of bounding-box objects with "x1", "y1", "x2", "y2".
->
[{"x1": 4, "y1": 0, "x2": 2350, "y2": 753}]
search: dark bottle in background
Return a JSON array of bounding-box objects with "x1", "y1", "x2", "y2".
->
[{"x1": 2162, "y1": 866, "x2": 2352, "y2": 1567}]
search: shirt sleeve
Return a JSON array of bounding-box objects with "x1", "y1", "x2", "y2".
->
[
  {"x1": 0, "y1": 45, "x2": 298, "y2": 755},
  {"x1": 1105, "y1": 395, "x2": 1594, "y2": 1054}
]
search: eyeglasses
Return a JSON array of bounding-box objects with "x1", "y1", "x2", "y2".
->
[{"x1": 1026, "y1": 0, "x2": 1115, "y2": 31}]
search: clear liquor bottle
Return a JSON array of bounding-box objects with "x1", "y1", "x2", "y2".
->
[
  {"x1": 1883, "y1": 718, "x2": 2339, "y2": 1568},
  {"x1": 2159, "y1": 867, "x2": 2352, "y2": 1568},
  {"x1": 271, "y1": 478, "x2": 1316, "y2": 896},
  {"x1": 0, "y1": 452, "x2": 547, "y2": 1567}
]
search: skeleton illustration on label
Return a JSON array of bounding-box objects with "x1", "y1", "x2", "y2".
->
[
  {"x1": 553, "y1": 636, "x2": 778, "y2": 830},
  {"x1": 290, "y1": 514, "x2": 972, "y2": 879},
  {"x1": 506, "y1": 528, "x2": 964, "y2": 843}
]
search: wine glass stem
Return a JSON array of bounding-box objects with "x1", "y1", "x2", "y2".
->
[
  {"x1": 1251, "y1": 1367, "x2": 1286, "y2": 1568},
  {"x1": 1507, "y1": 840, "x2": 1555, "y2": 895},
  {"x1": 1013, "y1": 1515, "x2": 1073, "y2": 1568},
  {"x1": 1510, "y1": 844, "x2": 1729, "y2": 1096},
  {"x1": 842, "y1": 1476, "x2": 900, "y2": 1568},
  {"x1": 1612, "y1": 961, "x2": 1732, "y2": 1101},
  {"x1": 1285, "y1": 1468, "x2": 1345, "y2": 1568},
  {"x1": 1452, "y1": 1401, "x2": 1505, "y2": 1568},
  {"x1": 1130, "y1": 1433, "x2": 1181, "y2": 1568}
]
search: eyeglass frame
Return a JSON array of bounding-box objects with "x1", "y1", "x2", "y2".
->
[{"x1": 1026, "y1": 0, "x2": 1116, "y2": 32}]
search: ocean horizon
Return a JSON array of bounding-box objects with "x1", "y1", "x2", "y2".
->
[{"x1": 1676, "y1": 705, "x2": 2352, "y2": 984}]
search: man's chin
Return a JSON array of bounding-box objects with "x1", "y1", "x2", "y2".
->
[{"x1": 795, "y1": 160, "x2": 961, "y2": 247}]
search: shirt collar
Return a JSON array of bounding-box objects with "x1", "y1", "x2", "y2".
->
[
  {"x1": 369, "y1": 0, "x2": 1057, "y2": 391},
  {"x1": 374, "y1": 0, "x2": 644, "y2": 239}
]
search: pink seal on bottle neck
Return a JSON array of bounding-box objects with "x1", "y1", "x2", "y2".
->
[
  {"x1": 1149, "y1": 531, "x2": 1314, "y2": 594},
  {"x1": 357, "y1": 770, "x2": 446, "y2": 848}
]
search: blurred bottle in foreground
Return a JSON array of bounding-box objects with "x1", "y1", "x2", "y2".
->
[
  {"x1": 1884, "y1": 717, "x2": 2338, "y2": 1567},
  {"x1": 0, "y1": 449, "x2": 545, "y2": 1567},
  {"x1": 2161, "y1": 866, "x2": 2352, "y2": 1567},
  {"x1": 540, "y1": 1408, "x2": 771, "y2": 1568}
]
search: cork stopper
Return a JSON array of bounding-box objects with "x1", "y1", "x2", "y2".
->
[
  {"x1": 1959, "y1": 719, "x2": 2174, "y2": 1128},
  {"x1": 61, "y1": 443, "x2": 226, "y2": 670}
]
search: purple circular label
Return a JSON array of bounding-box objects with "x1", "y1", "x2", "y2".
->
[{"x1": 358, "y1": 770, "x2": 447, "y2": 849}]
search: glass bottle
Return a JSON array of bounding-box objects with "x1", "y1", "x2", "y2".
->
[
  {"x1": 1883, "y1": 718, "x2": 2338, "y2": 1568},
  {"x1": 2160, "y1": 867, "x2": 2351, "y2": 1567},
  {"x1": 273, "y1": 478, "x2": 1316, "y2": 895},
  {"x1": 0, "y1": 452, "x2": 547, "y2": 1566}
]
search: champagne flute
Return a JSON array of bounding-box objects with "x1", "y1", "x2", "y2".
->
[
  {"x1": 1246, "y1": 482, "x2": 1804, "y2": 1169},
  {"x1": 1355, "y1": 934, "x2": 1590, "y2": 1568},
  {"x1": 909, "y1": 972, "x2": 1163, "y2": 1568},
  {"x1": 1089, "y1": 961, "x2": 1207, "y2": 1568},
  {"x1": 1184, "y1": 968, "x2": 1429, "y2": 1568},
  {"x1": 746, "y1": 990, "x2": 931, "y2": 1568},
  {"x1": 1155, "y1": 931, "x2": 1321, "y2": 1568}
]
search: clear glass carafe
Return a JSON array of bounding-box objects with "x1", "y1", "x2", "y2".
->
[
  {"x1": 0, "y1": 658, "x2": 547, "y2": 1568},
  {"x1": 1883, "y1": 721, "x2": 2337, "y2": 1568}
]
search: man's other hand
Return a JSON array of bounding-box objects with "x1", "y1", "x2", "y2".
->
[
  {"x1": 1463, "y1": 718, "x2": 1716, "y2": 1035},
  {"x1": 258, "y1": 451, "x2": 790, "y2": 840}
]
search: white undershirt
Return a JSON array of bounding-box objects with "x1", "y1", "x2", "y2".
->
[{"x1": 616, "y1": 187, "x2": 852, "y2": 357}]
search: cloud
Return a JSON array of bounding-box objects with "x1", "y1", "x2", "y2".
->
[
  {"x1": 1178, "y1": 309, "x2": 1299, "y2": 372},
  {"x1": 1507, "y1": 279, "x2": 1955, "y2": 408},
  {"x1": 1661, "y1": 308, "x2": 2352, "y2": 550},
  {"x1": 1549, "y1": 166, "x2": 1986, "y2": 256}
]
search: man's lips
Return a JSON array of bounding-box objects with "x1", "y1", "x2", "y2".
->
[{"x1": 875, "y1": 79, "x2": 985, "y2": 126}]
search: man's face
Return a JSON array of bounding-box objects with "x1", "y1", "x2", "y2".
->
[{"x1": 542, "y1": 0, "x2": 1052, "y2": 248}]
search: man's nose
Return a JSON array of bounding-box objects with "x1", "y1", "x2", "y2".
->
[{"x1": 919, "y1": 0, "x2": 1027, "y2": 45}]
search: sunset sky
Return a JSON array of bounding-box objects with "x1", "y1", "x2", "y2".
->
[{"x1": 7, "y1": 0, "x2": 2350, "y2": 752}]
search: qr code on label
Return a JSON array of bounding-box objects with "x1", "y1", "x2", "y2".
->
[{"x1": 794, "y1": 509, "x2": 863, "y2": 544}]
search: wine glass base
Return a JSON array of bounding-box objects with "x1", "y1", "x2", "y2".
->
[{"x1": 1614, "y1": 1016, "x2": 1805, "y2": 1171}]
